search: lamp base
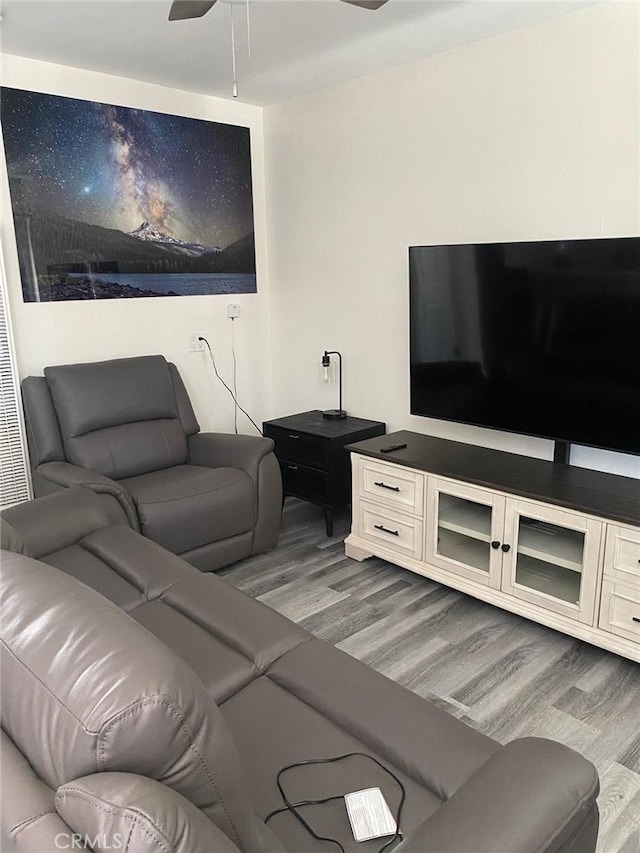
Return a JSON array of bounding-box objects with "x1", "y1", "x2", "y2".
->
[{"x1": 322, "y1": 409, "x2": 347, "y2": 420}]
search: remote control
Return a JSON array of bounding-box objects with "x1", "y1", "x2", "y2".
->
[{"x1": 380, "y1": 443, "x2": 408, "y2": 453}]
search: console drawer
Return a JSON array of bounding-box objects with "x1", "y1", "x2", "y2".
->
[
  {"x1": 280, "y1": 461, "x2": 331, "y2": 504},
  {"x1": 358, "y1": 458, "x2": 425, "y2": 516},
  {"x1": 357, "y1": 502, "x2": 424, "y2": 560},
  {"x1": 603, "y1": 525, "x2": 640, "y2": 585},
  {"x1": 599, "y1": 579, "x2": 640, "y2": 644},
  {"x1": 264, "y1": 426, "x2": 330, "y2": 470}
]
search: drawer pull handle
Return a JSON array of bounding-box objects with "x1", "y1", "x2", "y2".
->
[
  {"x1": 287, "y1": 464, "x2": 299, "y2": 471},
  {"x1": 288, "y1": 434, "x2": 300, "y2": 439},
  {"x1": 374, "y1": 481, "x2": 400, "y2": 492},
  {"x1": 633, "y1": 617, "x2": 640, "y2": 624},
  {"x1": 374, "y1": 524, "x2": 399, "y2": 536}
]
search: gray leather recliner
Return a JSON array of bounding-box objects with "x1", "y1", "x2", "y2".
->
[{"x1": 21, "y1": 354, "x2": 282, "y2": 571}]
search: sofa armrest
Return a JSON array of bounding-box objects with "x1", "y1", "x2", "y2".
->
[
  {"x1": 56, "y1": 773, "x2": 243, "y2": 853},
  {"x1": 187, "y1": 433, "x2": 275, "y2": 479},
  {"x1": 36, "y1": 462, "x2": 140, "y2": 532},
  {"x1": 396, "y1": 738, "x2": 599, "y2": 853},
  {"x1": 188, "y1": 433, "x2": 282, "y2": 555}
]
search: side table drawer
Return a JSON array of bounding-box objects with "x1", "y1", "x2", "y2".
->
[
  {"x1": 357, "y1": 502, "x2": 424, "y2": 560},
  {"x1": 599, "y1": 579, "x2": 640, "y2": 644},
  {"x1": 603, "y1": 525, "x2": 640, "y2": 585},
  {"x1": 358, "y1": 457, "x2": 425, "y2": 516},
  {"x1": 264, "y1": 426, "x2": 329, "y2": 469},
  {"x1": 281, "y1": 461, "x2": 331, "y2": 503}
]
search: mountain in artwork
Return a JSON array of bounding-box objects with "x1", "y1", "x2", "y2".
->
[
  {"x1": 128, "y1": 221, "x2": 222, "y2": 257},
  {"x1": 13, "y1": 211, "x2": 255, "y2": 278}
]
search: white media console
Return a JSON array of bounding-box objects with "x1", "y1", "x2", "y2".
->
[{"x1": 345, "y1": 432, "x2": 640, "y2": 663}]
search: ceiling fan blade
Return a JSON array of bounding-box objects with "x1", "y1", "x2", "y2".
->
[
  {"x1": 340, "y1": 0, "x2": 389, "y2": 9},
  {"x1": 168, "y1": 0, "x2": 217, "y2": 21}
]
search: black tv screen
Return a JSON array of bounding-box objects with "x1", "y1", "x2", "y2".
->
[{"x1": 409, "y1": 237, "x2": 640, "y2": 456}]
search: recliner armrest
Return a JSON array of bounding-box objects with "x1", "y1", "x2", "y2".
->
[
  {"x1": 396, "y1": 738, "x2": 599, "y2": 853},
  {"x1": 187, "y1": 433, "x2": 275, "y2": 479},
  {"x1": 36, "y1": 462, "x2": 140, "y2": 532}
]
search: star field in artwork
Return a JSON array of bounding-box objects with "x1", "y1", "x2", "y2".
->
[{"x1": 0, "y1": 87, "x2": 254, "y2": 248}]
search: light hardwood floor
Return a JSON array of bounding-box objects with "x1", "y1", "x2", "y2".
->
[{"x1": 220, "y1": 499, "x2": 640, "y2": 853}]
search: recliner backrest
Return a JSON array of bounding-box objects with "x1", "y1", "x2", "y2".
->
[
  {"x1": 0, "y1": 550, "x2": 267, "y2": 852},
  {"x1": 23, "y1": 355, "x2": 201, "y2": 479}
]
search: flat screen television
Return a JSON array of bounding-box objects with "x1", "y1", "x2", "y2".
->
[{"x1": 409, "y1": 237, "x2": 640, "y2": 457}]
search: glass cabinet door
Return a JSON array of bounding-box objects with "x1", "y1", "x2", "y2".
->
[
  {"x1": 427, "y1": 479, "x2": 505, "y2": 589},
  {"x1": 501, "y1": 500, "x2": 601, "y2": 623}
]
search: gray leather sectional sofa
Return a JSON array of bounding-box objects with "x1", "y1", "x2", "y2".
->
[{"x1": 1, "y1": 487, "x2": 600, "y2": 852}]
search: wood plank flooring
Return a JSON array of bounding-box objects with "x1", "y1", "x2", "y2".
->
[{"x1": 220, "y1": 499, "x2": 640, "y2": 852}]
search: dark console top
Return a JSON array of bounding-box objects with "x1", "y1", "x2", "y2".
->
[
  {"x1": 265, "y1": 410, "x2": 385, "y2": 440},
  {"x1": 346, "y1": 430, "x2": 640, "y2": 528}
]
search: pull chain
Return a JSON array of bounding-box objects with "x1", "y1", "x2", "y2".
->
[
  {"x1": 246, "y1": 0, "x2": 252, "y2": 60},
  {"x1": 230, "y1": 2, "x2": 238, "y2": 98}
]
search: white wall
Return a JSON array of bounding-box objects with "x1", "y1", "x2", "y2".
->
[
  {"x1": 265, "y1": 1, "x2": 640, "y2": 478},
  {"x1": 0, "y1": 55, "x2": 272, "y2": 434}
]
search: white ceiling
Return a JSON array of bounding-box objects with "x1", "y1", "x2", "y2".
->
[{"x1": 0, "y1": 0, "x2": 602, "y2": 105}]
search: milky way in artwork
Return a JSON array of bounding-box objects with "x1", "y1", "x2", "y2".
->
[{"x1": 0, "y1": 87, "x2": 254, "y2": 249}]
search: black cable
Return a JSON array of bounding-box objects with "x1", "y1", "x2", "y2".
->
[
  {"x1": 199, "y1": 336, "x2": 262, "y2": 435},
  {"x1": 264, "y1": 794, "x2": 345, "y2": 824},
  {"x1": 266, "y1": 752, "x2": 405, "y2": 853},
  {"x1": 231, "y1": 318, "x2": 238, "y2": 434}
]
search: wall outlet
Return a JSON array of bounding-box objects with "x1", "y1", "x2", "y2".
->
[
  {"x1": 227, "y1": 304, "x2": 241, "y2": 319},
  {"x1": 188, "y1": 333, "x2": 204, "y2": 353}
]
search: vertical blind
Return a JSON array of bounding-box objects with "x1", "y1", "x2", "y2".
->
[{"x1": 0, "y1": 264, "x2": 31, "y2": 509}]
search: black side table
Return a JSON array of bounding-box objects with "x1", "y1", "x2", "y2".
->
[{"x1": 263, "y1": 410, "x2": 386, "y2": 536}]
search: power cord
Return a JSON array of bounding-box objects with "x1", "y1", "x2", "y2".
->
[
  {"x1": 198, "y1": 335, "x2": 262, "y2": 435},
  {"x1": 264, "y1": 752, "x2": 405, "y2": 853},
  {"x1": 231, "y1": 318, "x2": 239, "y2": 434}
]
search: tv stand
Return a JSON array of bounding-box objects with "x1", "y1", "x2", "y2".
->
[
  {"x1": 553, "y1": 439, "x2": 572, "y2": 465},
  {"x1": 345, "y1": 431, "x2": 640, "y2": 662}
]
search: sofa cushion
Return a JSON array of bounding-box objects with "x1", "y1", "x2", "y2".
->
[
  {"x1": 221, "y1": 676, "x2": 444, "y2": 850},
  {"x1": 44, "y1": 356, "x2": 189, "y2": 478},
  {"x1": 0, "y1": 551, "x2": 277, "y2": 853},
  {"x1": 66, "y1": 419, "x2": 188, "y2": 480},
  {"x1": 45, "y1": 355, "x2": 179, "y2": 438},
  {"x1": 121, "y1": 465, "x2": 255, "y2": 554},
  {"x1": 266, "y1": 639, "x2": 498, "y2": 802},
  {"x1": 130, "y1": 572, "x2": 311, "y2": 703},
  {"x1": 56, "y1": 773, "x2": 241, "y2": 853},
  {"x1": 43, "y1": 524, "x2": 200, "y2": 611},
  {"x1": 221, "y1": 640, "x2": 499, "y2": 849}
]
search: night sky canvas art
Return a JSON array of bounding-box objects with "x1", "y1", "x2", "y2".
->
[{"x1": 0, "y1": 87, "x2": 256, "y2": 301}]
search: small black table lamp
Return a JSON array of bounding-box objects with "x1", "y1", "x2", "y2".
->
[{"x1": 321, "y1": 350, "x2": 347, "y2": 419}]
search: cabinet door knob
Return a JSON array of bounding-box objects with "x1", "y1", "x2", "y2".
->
[
  {"x1": 501, "y1": 543, "x2": 511, "y2": 553},
  {"x1": 374, "y1": 481, "x2": 400, "y2": 492},
  {"x1": 374, "y1": 524, "x2": 400, "y2": 536},
  {"x1": 491, "y1": 540, "x2": 501, "y2": 550}
]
